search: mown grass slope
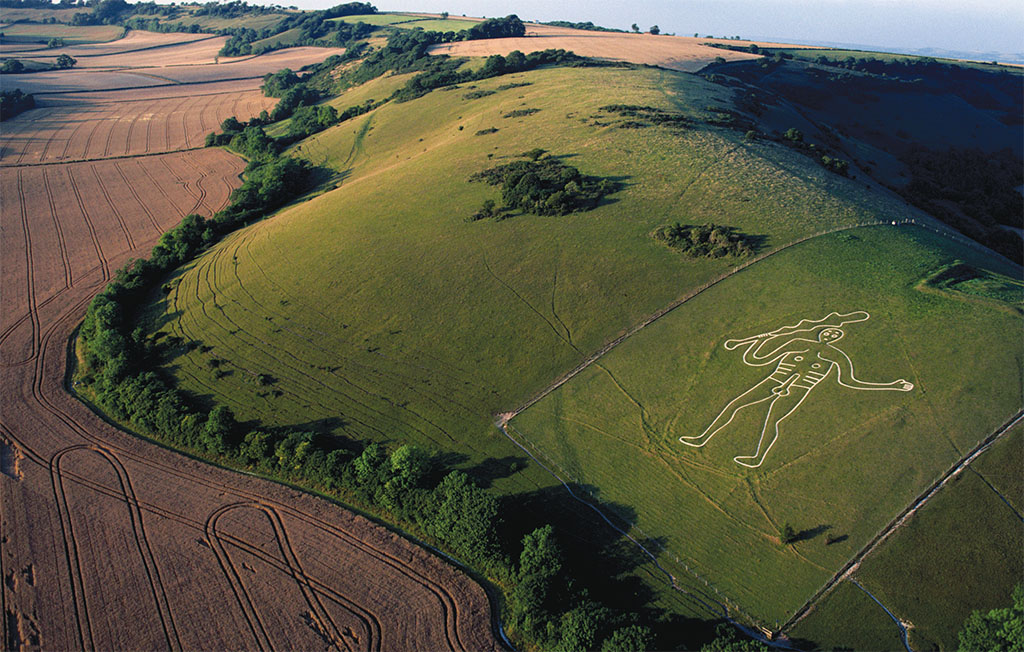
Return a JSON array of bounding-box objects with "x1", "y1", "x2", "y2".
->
[
  {"x1": 143, "y1": 62, "x2": 1020, "y2": 628},
  {"x1": 149, "y1": 64, "x2": 923, "y2": 464},
  {"x1": 510, "y1": 224, "x2": 1021, "y2": 622}
]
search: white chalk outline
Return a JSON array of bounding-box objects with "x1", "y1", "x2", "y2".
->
[{"x1": 680, "y1": 311, "x2": 914, "y2": 468}]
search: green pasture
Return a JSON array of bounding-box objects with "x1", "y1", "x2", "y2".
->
[
  {"x1": 788, "y1": 579, "x2": 906, "y2": 650},
  {"x1": 0, "y1": 23, "x2": 124, "y2": 44},
  {"x1": 158, "y1": 13, "x2": 289, "y2": 32},
  {"x1": 142, "y1": 64, "x2": 1019, "y2": 626},
  {"x1": 147, "y1": 64, "x2": 923, "y2": 474},
  {"x1": 394, "y1": 18, "x2": 478, "y2": 32},
  {"x1": 510, "y1": 225, "x2": 1022, "y2": 623},
  {"x1": 330, "y1": 13, "x2": 477, "y2": 31},
  {"x1": 330, "y1": 13, "x2": 420, "y2": 26},
  {"x1": 0, "y1": 7, "x2": 89, "y2": 23},
  {"x1": 843, "y1": 426, "x2": 1023, "y2": 650},
  {"x1": 250, "y1": 27, "x2": 303, "y2": 51}
]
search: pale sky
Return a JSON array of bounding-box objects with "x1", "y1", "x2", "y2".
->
[{"x1": 297, "y1": 0, "x2": 1024, "y2": 56}]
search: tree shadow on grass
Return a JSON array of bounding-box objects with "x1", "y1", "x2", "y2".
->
[
  {"x1": 500, "y1": 481, "x2": 722, "y2": 647},
  {"x1": 793, "y1": 524, "x2": 832, "y2": 543},
  {"x1": 465, "y1": 455, "x2": 529, "y2": 488}
]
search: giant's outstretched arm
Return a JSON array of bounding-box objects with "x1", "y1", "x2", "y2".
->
[{"x1": 832, "y1": 348, "x2": 913, "y2": 391}]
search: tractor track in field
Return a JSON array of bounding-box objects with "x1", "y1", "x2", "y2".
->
[
  {"x1": 50, "y1": 445, "x2": 182, "y2": 652},
  {"x1": 4, "y1": 257, "x2": 484, "y2": 650},
  {"x1": 113, "y1": 160, "x2": 162, "y2": 235},
  {"x1": 41, "y1": 167, "x2": 73, "y2": 289},
  {"x1": 206, "y1": 502, "x2": 368, "y2": 652},
  {"x1": 14, "y1": 170, "x2": 40, "y2": 364},
  {"x1": 89, "y1": 164, "x2": 134, "y2": 250}
]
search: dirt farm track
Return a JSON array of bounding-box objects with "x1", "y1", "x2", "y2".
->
[{"x1": 0, "y1": 31, "x2": 499, "y2": 651}]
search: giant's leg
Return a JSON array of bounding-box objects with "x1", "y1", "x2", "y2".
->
[
  {"x1": 733, "y1": 385, "x2": 812, "y2": 468},
  {"x1": 681, "y1": 376, "x2": 781, "y2": 448}
]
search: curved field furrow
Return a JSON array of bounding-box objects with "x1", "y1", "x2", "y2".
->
[
  {"x1": 11, "y1": 289, "x2": 491, "y2": 651},
  {"x1": 177, "y1": 255, "x2": 431, "y2": 441},
  {"x1": 50, "y1": 446, "x2": 182, "y2": 652},
  {"x1": 195, "y1": 232, "x2": 490, "y2": 431},
  {"x1": 88, "y1": 165, "x2": 134, "y2": 250},
  {"x1": 14, "y1": 170, "x2": 39, "y2": 364},
  {"x1": 41, "y1": 168, "x2": 72, "y2": 289},
  {"x1": 206, "y1": 503, "x2": 376, "y2": 652},
  {"x1": 112, "y1": 161, "x2": 161, "y2": 235},
  {"x1": 1, "y1": 48, "x2": 498, "y2": 649},
  {"x1": 4, "y1": 108, "x2": 63, "y2": 166}
]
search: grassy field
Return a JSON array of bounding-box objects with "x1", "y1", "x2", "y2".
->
[
  {"x1": 0, "y1": 7, "x2": 89, "y2": 23},
  {"x1": 510, "y1": 224, "x2": 1022, "y2": 623},
  {"x1": 250, "y1": 27, "x2": 304, "y2": 51},
  {"x1": 330, "y1": 13, "x2": 422, "y2": 26},
  {"x1": 0, "y1": 23, "x2": 124, "y2": 44},
  {"x1": 147, "y1": 64, "x2": 923, "y2": 465},
  {"x1": 330, "y1": 13, "x2": 477, "y2": 31},
  {"x1": 787, "y1": 579, "x2": 907, "y2": 650},
  {"x1": 165, "y1": 13, "x2": 289, "y2": 32},
  {"x1": 394, "y1": 18, "x2": 479, "y2": 32},
  {"x1": 142, "y1": 62, "x2": 1020, "y2": 628},
  {"x1": 841, "y1": 425, "x2": 1023, "y2": 650}
]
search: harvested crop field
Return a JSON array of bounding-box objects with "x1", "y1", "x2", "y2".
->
[
  {"x1": 23, "y1": 35, "x2": 230, "y2": 69},
  {"x1": 0, "y1": 29, "x2": 219, "y2": 58},
  {"x1": 429, "y1": 31, "x2": 762, "y2": 72},
  {"x1": 0, "y1": 86, "x2": 275, "y2": 165},
  {"x1": 4, "y1": 45, "x2": 346, "y2": 93},
  {"x1": 0, "y1": 23, "x2": 124, "y2": 45},
  {"x1": 0, "y1": 30, "x2": 500, "y2": 651}
]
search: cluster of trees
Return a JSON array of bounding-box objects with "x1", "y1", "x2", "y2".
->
[
  {"x1": 469, "y1": 150, "x2": 618, "y2": 218},
  {"x1": 0, "y1": 53, "x2": 76, "y2": 74},
  {"x1": 219, "y1": 2, "x2": 377, "y2": 56},
  {"x1": 898, "y1": 146, "x2": 1023, "y2": 263},
  {"x1": 0, "y1": 88, "x2": 34, "y2": 120},
  {"x1": 957, "y1": 583, "x2": 1023, "y2": 652},
  {"x1": 652, "y1": 223, "x2": 756, "y2": 258},
  {"x1": 465, "y1": 14, "x2": 524, "y2": 39},
  {"x1": 70, "y1": 0, "x2": 129, "y2": 25},
  {"x1": 600, "y1": 103, "x2": 691, "y2": 129},
  {"x1": 541, "y1": 20, "x2": 623, "y2": 33}
]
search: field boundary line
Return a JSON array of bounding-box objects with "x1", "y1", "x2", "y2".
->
[
  {"x1": 500, "y1": 220, "x2": 886, "y2": 425},
  {"x1": 780, "y1": 408, "x2": 1024, "y2": 634},
  {"x1": 849, "y1": 580, "x2": 911, "y2": 652},
  {"x1": 499, "y1": 217, "x2": 1011, "y2": 426},
  {"x1": 496, "y1": 217, "x2": 1017, "y2": 641}
]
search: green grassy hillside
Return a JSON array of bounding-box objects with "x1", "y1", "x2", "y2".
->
[
  {"x1": 510, "y1": 224, "x2": 1021, "y2": 623},
  {"x1": 147, "y1": 65, "x2": 927, "y2": 465},
  {"x1": 140, "y1": 59, "x2": 1021, "y2": 636}
]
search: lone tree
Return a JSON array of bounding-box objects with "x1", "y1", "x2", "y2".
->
[
  {"x1": 55, "y1": 54, "x2": 77, "y2": 69},
  {"x1": 779, "y1": 523, "x2": 797, "y2": 545},
  {"x1": 649, "y1": 25, "x2": 660, "y2": 35},
  {"x1": 631, "y1": 23, "x2": 639, "y2": 33}
]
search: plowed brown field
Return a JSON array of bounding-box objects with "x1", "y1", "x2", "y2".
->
[
  {"x1": 0, "y1": 85, "x2": 276, "y2": 165},
  {"x1": 0, "y1": 30, "x2": 500, "y2": 652},
  {"x1": 429, "y1": 30, "x2": 761, "y2": 72}
]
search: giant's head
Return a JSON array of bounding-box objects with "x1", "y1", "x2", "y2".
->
[{"x1": 819, "y1": 328, "x2": 845, "y2": 343}]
